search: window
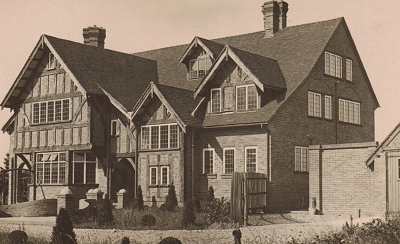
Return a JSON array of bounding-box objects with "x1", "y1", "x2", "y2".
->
[
  {"x1": 398, "y1": 159, "x2": 400, "y2": 179},
  {"x1": 32, "y1": 99, "x2": 70, "y2": 124},
  {"x1": 111, "y1": 120, "x2": 120, "y2": 136},
  {"x1": 346, "y1": 59, "x2": 353, "y2": 81},
  {"x1": 36, "y1": 152, "x2": 66, "y2": 184},
  {"x1": 339, "y1": 99, "x2": 360, "y2": 124},
  {"x1": 211, "y1": 89, "x2": 221, "y2": 113},
  {"x1": 161, "y1": 166, "x2": 169, "y2": 185},
  {"x1": 150, "y1": 167, "x2": 158, "y2": 186},
  {"x1": 141, "y1": 124, "x2": 179, "y2": 150},
  {"x1": 236, "y1": 85, "x2": 258, "y2": 111},
  {"x1": 245, "y1": 147, "x2": 257, "y2": 172},
  {"x1": 325, "y1": 52, "x2": 342, "y2": 78},
  {"x1": 203, "y1": 149, "x2": 214, "y2": 174},
  {"x1": 295, "y1": 146, "x2": 308, "y2": 172},
  {"x1": 47, "y1": 53, "x2": 56, "y2": 70},
  {"x1": 325, "y1": 95, "x2": 332, "y2": 120},
  {"x1": 189, "y1": 56, "x2": 212, "y2": 79},
  {"x1": 73, "y1": 152, "x2": 97, "y2": 184},
  {"x1": 308, "y1": 92, "x2": 321, "y2": 117},
  {"x1": 223, "y1": 148, "x2": 235, "y2": 174}
]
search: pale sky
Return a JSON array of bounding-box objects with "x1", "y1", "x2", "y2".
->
[{"x1": 0, "y1": 0, "x2": 399, "y2": 167}]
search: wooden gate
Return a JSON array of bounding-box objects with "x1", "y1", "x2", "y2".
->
[{"x1": 231, "y1": 172, "x2": 267, "y2": 225}]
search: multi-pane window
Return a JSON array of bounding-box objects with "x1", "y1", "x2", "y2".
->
[
  {"x1": 150, "y1": 167, "x2": 158, "y2": 186},
  {"x1": 325, "y1": 52, "x2": 342, "y2": 78},
  {"x1": 32, "y1": 99, "x2": 70, "y2": 124},
  {"x1": 47, "y1": 53, "x2": 56, "y2": 70},
  {"x1": 223, "y1": 148, "x2": 235, "y2": 174},
  {"x1": 295, "y1": 146, "x2": 308, "y2": 172},
  {"x1": 308, "y1": 92, "x2": 321, "y2": 117},
  {"x1": 141, "y1": 124, "x2": 179, "y2": 150},
  {"x1": 73, "y1": 152, "x2": 97, "y2": 184},
  {"x1": 203, "y1": 149, "x2": 214, "y2": 174},
  {"x1": 211, "y1": 89, "x2": 221, "y2": 113},
  {"x1": 339, "y1": 99, "x2": 360, "y2": 124},
  {"x1": 36, "y1": 152, "x2": 66, "y2": 184},
  {"x1": 190, "y1": 57, "x2": 212, "y2": 79},
  {"x1": 346, "y1": 59, "x2": 353, "y2": 81},
  {"x1": 236, "y1": 85, "x2": 258, "y2": 111},
  {"x1": 245, "y1": 147, "x2": 257, "y2": 172},
  {"x1": 325, "y1": 95, "x2": 332, "y2": 120},
  {"x1": 161, "y1": 166, "x2": 169, "y2": 185}
]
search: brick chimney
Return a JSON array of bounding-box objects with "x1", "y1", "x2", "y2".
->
[
  {"x1": 83, "y1": 25, "x2": 106, "y2": 48},
  {"x1": 262, "y1": 0, "x2": 289, "y2": 38}
]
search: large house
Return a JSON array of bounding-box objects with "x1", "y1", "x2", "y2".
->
[{"x1": 2, "y1": 1, "x2": 378, "y2": 210}]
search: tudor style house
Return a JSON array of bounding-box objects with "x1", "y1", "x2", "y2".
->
[{"x1": 2, "y1": 1, "x2": 379, "y2": 210}]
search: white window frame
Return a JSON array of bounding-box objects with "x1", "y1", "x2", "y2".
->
[
  {"x1": 72, "y1": 152, "x2": 98, "y2": 184},
  {"x1": 339, "y1": 98, "x2": 360, "y2": 125},
  {"x1": 245, "y1": 147, "x2": 257, "y2": 172},
  {"x1": 47, "y1": 53, "x2": 56, "y2": 70},
  {"x1": 36, "y1": 152, "x2": 67, "y2": 185},
  {"x1": 141, "y1": 123, "x2": 179, "y2": 150},
  {"x1": 150, "y1": 166, "x2": 158, "y2": 186},
  {"x1": 160, "y1": 166, "x2": 169, "y2": 186},
  {"x1": 210, "y1": 88, "x2": 222, "y2": 113},
  {"x1": 203, "y1": 148, "x2": 215, "y2": 174},
  {"x1": 324, "y1": 95, "x2": 332, "y2": 120},
  {"x1": 223, "y1": 148, "x2": 235, "y2": 175},
  {"x1": 325, "y1": 52, "x2": 342, "y2": 78},
  {"x1": 295, "y1": 146, "x2": 308, "y2": 172},
  {"x1": 110, "y1": 119, "x2": 120, "y2": 136},
  {"x1": 32, "y1": 98, "x2": 71, "y2": 124},
  {"x1": 346, "y1": 59, "x2": 353, "y2": 81},
  {"x1": 308, "y1": 92, "x2": 321, "y2": 117},
  {"x1": 189, "y1": 56, "x2": 212, "y2": 79},
  {"x1": 236, "y1": 84, "x2": 259, "y2": 111}
]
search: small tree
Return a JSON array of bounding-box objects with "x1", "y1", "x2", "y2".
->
[
  {"x1": 51, "y1": 208, "x2": 77, "y2": 244},
  {"x1": 181, "y1": 199, "x2": 196, "y2": 226},
  {"x1": 207, "y1": 186, "x2": 215, "y2": 202},
  {"x1": 8, "y1": 230, "x2": 28, "y2": 244},
  {"x1": 133, "y1": 185, "x2": 144, "y2": 211},
  {"x1": 96, "y1": 199, "x2": 114, "y2": 226},
  {"x1": 165, "y1": 184, "x2": 178, "y2": 211},
  {"x1": 151, "y1": 196, "x2": 157, "y2": 209}
]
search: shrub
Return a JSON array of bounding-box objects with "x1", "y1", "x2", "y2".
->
[
  {"x1": 159, "y1": 237, "x2": 182, "y2": 244},
  {"x1": 232, "y1": 229, "x2": 242, "y2": 244},
  {"x1": 121, "y1": 236, "x2": 130, "y2": 244},
  {"x1": 8, "y1": 230, "x2": 28, "y2": 244},
  {"x1": 207, "y1": 186, "x2": 215, "y2": 202},
  {"x1": 165, "y1": 184, "x2": 178, "y2": 211},
  {"x1": 207, "y1": 197, "x2": 230, "y2": 224},
  {"x1": 194, "y1": 198, "x2": 201, "y2": 213},
  {"x1": 133, "y1": 186, "x2": 144, "y2": 211},
  {"x1": 141, "y1": 214, "x2": 156, "y2": 226},
  {"x1": 181, "y1": 199, "x2": 196, "y2": 226},
  {"x1": 51, "y1": 208, "x2": 77, "y2": 244},
  {"x1": 96, "y1": 199, "x2": 114, "y2": 226},
  {"x1": 151, "y1": 196, "x2": 157, "y2": 209},
  {"x1": 160, "y1": 203, "x2": 166, "y2": 211}
]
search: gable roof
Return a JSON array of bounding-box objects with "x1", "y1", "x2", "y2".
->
[{"x1": 178, "y1": 37, "x2": 224, "y2": 63}]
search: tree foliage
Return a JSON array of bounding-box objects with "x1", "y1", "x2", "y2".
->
[
  {"x1": 165, "y1": 184, "x2": 178, "y2": 211},
  {"x1": 51, "y1": 208, "x2": 77, "y2": 244}
]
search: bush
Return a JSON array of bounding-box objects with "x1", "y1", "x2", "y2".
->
[
  {"x1": 181, "y1": 199, "x2": 196, "y2": 226},
  {"x1": 207, "y1": 186, "x2": 215, "y2": 202},
  {"x1": 96, "y1": 199, "x2": 114, "y2": 226},
  {"x1": 165, "y1": 184, "x2": 178, "y2": 211},
  {"x1": 133, "y1": 186, "x2": 144, "y2": 211},
  {"x1": 194, "y1": 198, "x2": 201, "y2": 213},
  {"x1": 121, "y1": 236, "x2": 130, "y2": 244},
  {"x1": 8, "y1": 230, "x2": 28, "y2": 244},
  {"x1": 207, "y1": 197, "x2": 230, "y2": 224},
  {"x1": 152, "y1": 196, "x2": 157, "y2": 209},
  {"x1": 51, "y1": 208, "x2": 77, "y2": 244},
  {"x1": 141, "y1": 214, "x2": 156, "y2": 226},
  {"x1": 160, "y1": 203, "x2": 166, "y2": 211},
  {"x1": 159, "y1": 237, "x2": 182, "y2": 244}
]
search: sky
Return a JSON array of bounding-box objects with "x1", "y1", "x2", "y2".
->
[{"x1": 0, "y1": 0, "x2": 399, "y2": 167}]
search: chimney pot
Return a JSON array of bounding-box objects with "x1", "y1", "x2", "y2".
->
[{"x1": 83, "y1": 26, "x2": 106, "y2": 48}]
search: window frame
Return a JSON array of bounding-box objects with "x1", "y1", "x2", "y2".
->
[
  {"x1": 210, "y1": 88, "x2": 222, "y2": 113},
  {"x1": 346, "y1": 59, "x2": 353, "y2": 82},
  {"x1": 150, "y1": 166, "x2": 158, "y2": 186},
  {"x1": 295, "y1": 146, "x2": 308, "y2": 172},
  {"x1": 32, "y1": 98, "x2": 71, "y2": 125},
  {"x1": 223, "y1": 148, "x2": 235, "y2": 175},
  {"x1": 189, "y1": 56, "x2": 212, "y2": 79},
  {"x1": 47, "y1": 53, "x2": 56, "y2": 70},
  {"x1": 236, "y1": 84, "x2": 259, "y2": 111},
  {"x1": 325, "y1": 51, "x2": 342, "y2": 78},
  {"x1": 72, "y1": 152, "x2": 97, "y2": 184},
  {"x1": 141, "y1": 123, "x2": 179, "y2": 150},
  {"x1": 308, "y1": 92, "x2": 321, "y2": 118},
  {"x1": 160, "y1": 166, "x2": 169, "y2": 186},
  {"x1": 36, "y1": 152, "x2": 67, "y2": 185},
  {"x1": 339, "y1": 98, "x2": 361, "y2": 125},
  {"x1": 203, "y1": 148, "x2": 215, "y2": 175},
  {"x1": 245, "y1": 147, "x2": 257, "y2": 172},
  {"x1": 110, "y1": 119, "x2": 120, "y2": 137},
  {"x1": 324, "y1": 95, "x2": 332, "y2": 120}
]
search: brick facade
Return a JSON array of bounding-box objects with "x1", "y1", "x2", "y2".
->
[{"x1": 309, "y1": 142, "x2": 386, "y2": 216}]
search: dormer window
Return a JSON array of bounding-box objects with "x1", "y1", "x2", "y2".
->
[
  {"x1": 236, "y1": 85, "x2": 258, "y2": 111},
  {"x1": 189, "y1": 51, "x2": 212, "y2": 79},
  {"x1": 47, "y1": 53, "x2": 56, "y2": 70}
]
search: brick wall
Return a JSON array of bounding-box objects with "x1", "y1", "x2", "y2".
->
[
  {"x1": 0, "y1": 199, "x2": 57, "y2": 217},
  {"x1": 309, "y1": 142, "x2": 385, "y2": 216}
]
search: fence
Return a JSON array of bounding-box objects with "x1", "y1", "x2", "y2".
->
[{"x1": 231, "y1": 172, "x2": 267, "y2": 225}]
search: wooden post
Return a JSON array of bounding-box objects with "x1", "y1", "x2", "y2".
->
[{"x1": 243, "y1": 173, "x2": 248, "y2": 226}]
